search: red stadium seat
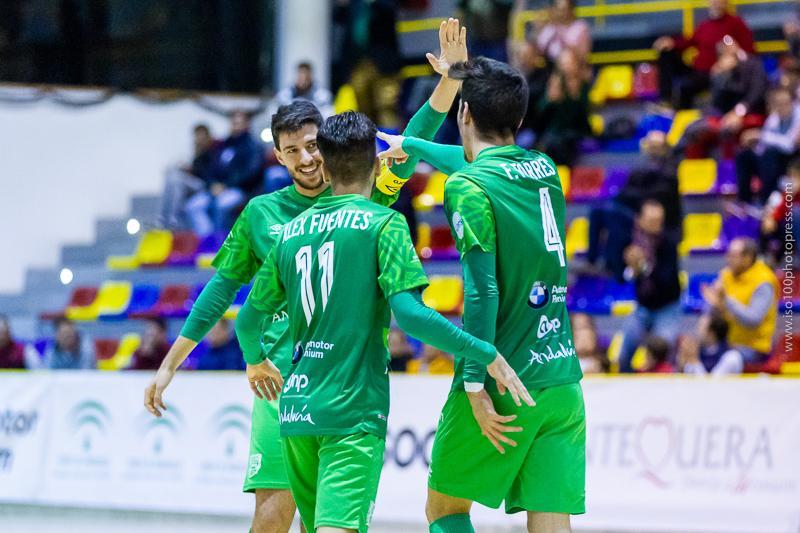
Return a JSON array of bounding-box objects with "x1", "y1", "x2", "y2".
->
[
  {"x1": 167, "y1": 231, "x2": 200, "y2": 266},
  {"x1": 40, "y1": 286, "x2": 98, "y2": 320},
  {"x1": 94, "y1": 338, "x2": 120, "y2": 361},
  {"x1": 633, "y1": 63, "x2": 659, "y2": 100},
  {"x1": 569, "y1": 167, "x2": 606, "y2": 201},
  {"x1": 130, "y1": 284, "x2": 191, "y2": 319}
]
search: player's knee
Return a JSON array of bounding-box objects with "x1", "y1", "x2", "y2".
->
[
  {"x1": 425, "y1": 489, "x2": 470, "y2": 523},
  {"x1": 252, "y1": 489, "x2": 295, "y2": 533},
  {"x1": 526, "y1": 511, "x2": 571, "y2": 533}
]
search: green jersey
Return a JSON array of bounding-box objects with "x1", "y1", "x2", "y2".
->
[
  {"x1": 443, "y1": 145, "x2": 583, "y2": 390},
  {"x1": 212, "y1": 185, "x2": 398, "y2": 376},
  {"x1": 248, "y1": 195, "x2": 428, "y2": 438}
]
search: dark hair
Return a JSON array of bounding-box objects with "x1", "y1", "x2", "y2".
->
[
  {"x1": 736, "y1": 237, "x2": 758, "y2": 263},
  {"x1": 298, "y1": 61, "x2": 312, "y2": 71},
  {"x1": 146, "y1": 317, "x2": 168, "y2": 331},
  {"x1": 193, "y1": 123, "x2": 210, "y2": 135},
  {"x1": 271, "y1": 99, "x2": 323, "y2": 150},
  {"x1": 449, "y1": 57, "x2": 529, "y2": 139},
  {"x1": 706, "y1": 310, "x2": 729, "y2": 342},
  {"x1": 645, "y1": 336, "x2": 670, "y2": 364},
  {"x1": 316, "y1": 111, "x2": 377, "y2": 185}
]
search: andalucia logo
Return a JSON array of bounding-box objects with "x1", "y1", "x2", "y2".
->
[
  {"x1": 136, "y1": 405, "x2": 184, "y2": 456},
  {"x1": 209, "y1": 404, "x2": 250, "y2": 458},
  {"x1": 68, "y1": 400, "x2": 112, "y2": 453}
]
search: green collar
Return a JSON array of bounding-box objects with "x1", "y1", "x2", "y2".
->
[
  {"x1": 286, "y1": 184, "x2": 330, "y2": 206},
  {"x1": 474, "y1": 144, "x2": 523, "y2": 161},
  {"x1": 314, "y1": 193, "x2": 367, "y2": 207}
]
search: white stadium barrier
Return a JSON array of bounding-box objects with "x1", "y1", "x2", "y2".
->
[{"x1": 1, "y1": 373, "x2": 799, "y2": 532}]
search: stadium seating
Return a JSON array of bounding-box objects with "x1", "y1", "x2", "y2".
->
[
  {"x1": 667, "y1": 109, "x2": 701, "y2": 146},
  {"x1": 133, "y1": 284, "x2": 192, "y2": 319},
  {"x1": 565, "y1": 217, "x2": 588, "y2": 259},
  {"x1": 683, "y1": 273, "x2": 717, "y2": 313},
  {"x1": 41, "y1": 286, "x2": 98, "y2": 320},
  {"x1": 223, "y1": 284, "x2": 251, "y2": 320},
  {"x1": 97, "y1": 333, "x2": 140, "y2": 370},
  {"x1": 590, "y1": 64, "x2": 633, "y2": 104},
  {"x1": 422, "y1": 276, "x2": 463, "y2": 314},
  {"x1": 429, "y1": 227, "x2": 457, "y2": 261},
  {"x1": 633, "y1": 63, "x2": 659, "y2": 100},
  {"x1": 167, "y1": 231, "x2": 200, "y2": 266},
  {"x1": 196, "y1": 231, "x2": 226, "y2": 268},
  {"x1": 124, "y1": 284, "x2": 161, "y2": 318},
  {"x1": 678, "y1": 213, "x2": 723, "y2": 256},
  {"x1": 412, "y1": 171, "x2": 447, "y2": 210},
  {"x1": 558, "y1": 166, "x2": 571, "y2": 198},
  {"x1": 601, "y1": 167, "x2": 629, "y2": 198},
  {"x1": 94, "y1": 338, "x2": 119, "y2": 362},
  {"x1": 722, "y1": 214, "x2": 760, "y2": 243},
  {"x1": 416, "y1": 222, "x2": 432, "y2": 258},
  {"x1": 107, "y1": 229, "x2": 173, "y2": 270},
  {"x1": 678, "y1": 159, "x2": 717, "y2": 196},
  {"x1": 64, "y1": 281, "x2": 132, "y2": 321},
  {"x1": 589, "y1": 114, "x2": 605, "y2": 136},
  {"x1": 569, "y1": 167, "x2": 606, "y2": 202}
]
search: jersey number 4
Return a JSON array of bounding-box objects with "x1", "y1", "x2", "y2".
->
[
  {"x1": 539, "y1": 188, "x2": 565, "y2": 267},
  {"x1": 295, "y1": 241, "x2": 334, "y2": 325}
]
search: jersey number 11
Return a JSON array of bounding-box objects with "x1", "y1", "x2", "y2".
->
[{"x1": 295, "y1": 241, "x2": 334, "y2": 325}]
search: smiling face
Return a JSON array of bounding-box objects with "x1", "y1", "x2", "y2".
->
[{"x1": 274, "y1": 123, "x2": 325, "y2": 193}]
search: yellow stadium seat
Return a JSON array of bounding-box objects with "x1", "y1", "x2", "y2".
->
[
  {"x1": 427, "y1": 356, "x2": 455, "y2": 375},
  {"x1": 781, "y1": 361, "x2": 800, "y2": 375},
  {"x1": 611, "y1": 301, "x2": 636, "y2": 316},
  {"x1": 107, "y1": 230, "x2": 173, "y2": 270},
  {"x1": 606, "y1": 332, "x2": 623, "y2": 372},
  {"x1": 334, "y1": 84, "x2": 358, "y2": 114},
  {"x1": 412, "y1": 171, "x2": 447, "y2": 211},
  {"x1": 196, "y1": 254, "x2": 215, "y2": 269},
  {"x1": 589, "y1": 114, "x2": 605, "y2": 137},
  {"x1": 67, "y1": 281, "x2": 131, "y2": 321},
  {"x1": 98, "y1": 333, "x2": 141, "y2": 370},
  {"x1": 416, "y1": 222, "x2": 432, "y2": 258},
  {"x1": 422, "y1": 276, "x2": 463, "y2": 314},
  {"x1": 678, "y1": 158, "x2": 717, "y2": 195},
  {"x1": 589, "y1": 73, "x2": 607, "y2": 106},
  {"x1": 631, "y1": 346, "x2": 648, "y2": 371},
  {"x1": 565, "y1": 217, "x2": 588, "y2": 259},
  {"x1": 667, "y1": 109, "x2": 701, "y2": 146},
  {"x1": 603, "y1": 65, "x2": 634, "y2": 100},
  {"x1": 679, "y1": 213, "x2": 723, "y2": 256},
  {"x1": 557, "y1": 166, "x2": 571, "y2": 198}
]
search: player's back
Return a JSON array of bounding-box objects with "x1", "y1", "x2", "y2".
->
[
  {"x1": 449, "y1": 145, "x2": 582, "y2": 390},
  {"x1": 272, "y1": 194, "x2": 400, "y2": 438}
]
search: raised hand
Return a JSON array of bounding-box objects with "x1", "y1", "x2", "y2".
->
[
  {"x1": 426, "y1": 18, "x2": 468, "y2": 78},
  {"x1": 376, "y1": 130, "x2": 409, "y2": 167}
]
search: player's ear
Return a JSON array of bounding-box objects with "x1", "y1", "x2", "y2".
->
[
  {"x1": 461, "y1": 101, "x2": 471, "y2": 125},
  {"x1": 321, "y1": 162, "x2": 331, "y2": 184},
  {"x1": 373, "y1": 156, "x2": 381, "y2": 178},
  {"x1": 273, "y1": 147, "x2": 285, "y2": 166}
]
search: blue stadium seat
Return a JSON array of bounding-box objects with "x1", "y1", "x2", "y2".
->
[{"x1": 683, "y1": 273, "x2": 717, "y2": 313}]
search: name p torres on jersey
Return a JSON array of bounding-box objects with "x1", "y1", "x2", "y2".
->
[
  {"x1": 499, "y1": 155, "x2": 557, "y2": 181},
  {"x1": 283, "y1": 209, "x2": 375, "y2": 242}
]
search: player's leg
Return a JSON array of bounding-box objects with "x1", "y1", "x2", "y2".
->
[
  {"x1": 427, "y1": 391, "x2": 537, "y2": 532},
  {"x1": 282, "y1": 435, "x2": 321, "y2": 533},
  {"x1": 314, "y1": 433, "x2": 385, "y2": 533},
  {"x1": 505, "y1": 383, "x2": 586, "y2": 533},
  {"x1": 244, "y1": 398, "x2": 297, "y2": 533}
]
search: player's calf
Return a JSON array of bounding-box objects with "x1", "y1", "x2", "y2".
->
[
  {"x1": 426, "y1": 488, "x2": 474, "y2": 532},
  {"x1": 252, "y1": 488, "x2": 296, "y2": 533},
  {"x1": 527, "y1": 511, "x2": 571, "y2": 533}
]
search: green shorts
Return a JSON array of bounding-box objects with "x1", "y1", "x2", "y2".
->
[
  {"x1": 282, "y1": 432, "x2": 385, "y2": 533},
  {"x1": 242, "y1": 397, "x2": 290, "y2": 492},
  {"x1": 428, "y1": 382, "x2": 586, "y2": 515}
]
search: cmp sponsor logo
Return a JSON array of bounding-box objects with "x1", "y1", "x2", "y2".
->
[
  {"x1": 283, "y1": 374, "x2": 309, "y2": 394},
  {"x1": 279, "y1": 404, "x2": 315, "y2": 425},
  {"x1": 67, "y1": 400, "x2": 111, "y2": 453},
  {"x1": 529, "y1": 339, "x2": 576, "y2": 366},
  {"x1": 536, "y1": 315, "x2": 561, "y2": 339}
]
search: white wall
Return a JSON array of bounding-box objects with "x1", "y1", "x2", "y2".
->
[
  {"x1": 0, "y1": 95, "x2": 232, "y2": 293},
  {"x1": 276, "y1": 0, "x2": 331, "y2": 91}
]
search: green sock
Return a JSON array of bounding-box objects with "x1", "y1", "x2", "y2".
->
[{"x1": 429, "y1": 513, "x2": 475, "y2": 533}]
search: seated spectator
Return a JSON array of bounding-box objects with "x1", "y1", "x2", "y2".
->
[
  {"x1": 640, "y1": 336, "x2": 674, "y2": 373},
  {"x1": 128, "y1": 318, "x2": 171, "y2": 371},
  {"x1": 274, "y1": 61, "x2": 334, "y2": 118},
  {"x1": 388, "y1": 328, "x2": 415, "y2": 372},
  {"x1": 511, "y1": 39, "x2": 552, "y2": 143},
  {"x1": 29, "y1": 318, "x2": 95, "y2": 370},
  {"x1": 185, "y1": 110, "x2": 264, "y2": 237},
  {"x1": 158, "y1": 123, "x2": 220, "y2": 229},
  {"x1": 761, "y1": 158, "x2": 800, "y2": 262},
  {"x1": 0, "y1": 314, "x2": 25, "y2": 369},
  {"x1": 736, "y1": 87, "x2": 800, "y2": 205},
  {"x1": 618, "y1": 200, "x2": 682, "y2": 373},
  {"x1": 585, "y1": 131, "x2": 681, "y2": 281},
  {"x1": 678, "y1": 310, "x2": 744, "y2": 375},
  {"x1": 571, "y1": 313, "x2": 609, "y2": 374},
  {"x1": 701, "y1": 237, "x2": 779, "y2": 362},
  {"x1": 197, "y1": 319, "x2": 244, "y2": 371},
  {"x1": 535, "y1": 0, "x2": 592, "y2": 65},
  {"x1": 654, "y1": 0, "x2": 754, "y2": 109},
  {"x1": 535, "y1": 49, "x2": 591, "y2": 165}
]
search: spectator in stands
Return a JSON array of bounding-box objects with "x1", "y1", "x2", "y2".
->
[
  {"x1": 185, "y1": 110, "x2": 263, "y2": 237},
  {"x1": 761, "y1": 158, "x2": 800, "y2": 262},
  {"x1": 678, "y1": 310, "x2": 744, "y2": 375},
  {"x1": 32, "y1": 318, "x2": 95, "y2": 370},
  {"x1": 701, "y1": 237, "x2": 779, "y2": 362},
  {"x1": 654, "y1": 0, "x2": 754, "y2": 109},
  {"x1": 457, "y1": 0, "x2": 513, "y2": 61},
  {"x1": 128, "y1": 318, "x2": 171, "y2": 371},
  {"x1": 535, "y1": 0, "x2": 592, "y2": 65},
  {"x1": 640, "y1": 336, "x2": 675, "y2": 373},
  {"x1": 784, "y1": 2, "x2": 800, "y2": 61},
  {"x1": 571, "y1": 313, "x2": 609, "y2": 374},
  {"x1": 512, "y1": 39, "x2": 551, "y2": 144},
  {"x1": 274, "y1": 61, "x2": 334, "y2": 118},
  {"x1": 196, "y1": 319, "x2": 244, "y2": 371},
  {"x1": 535, "y1": 48, "x2": 591, "y2": 165},
  {"x1": 709, "y1": 36, "x2": 767, "y2": 120},
  {"x1": 618, "y1": 200, "x2": 682, "y2": 373},
  {"x1": 388, "y1": 328, "x2": 415, "y2": 372},
  {"x1": 0, "y1": 314, "x2": 25, "y2": 369},
  {"x1": 158, "y1": 123, "x2": 220, "y2": 229},
  {"x1": 584, "y1": 131, "x2": 680, "y2": 281},
  {"x1": 736, "y1": 87, "x2": 800, "y2": 205}
]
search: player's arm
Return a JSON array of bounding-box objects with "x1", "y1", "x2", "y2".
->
[
  {"x1": 234, "y1": 250, "x2": 286, "y2": 400},
  {"x1": 374, "y1": 18, "x2": 467, "y2": 199},
  {"x1": 377, "y1": 133, "x2": 467, "y2": 176},
  {"x1": 144, "y1": 206, "x2": 258, "y2": 417}
]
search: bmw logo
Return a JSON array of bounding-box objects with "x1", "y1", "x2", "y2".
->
[
  {"x1": 528, "y1": 282, "x2": 549, "y2": 309},
  {"x1": 292, "y1": 342, "x2": 304, "y2": 365}
]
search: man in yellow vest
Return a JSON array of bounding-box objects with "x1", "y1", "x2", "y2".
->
[{"x1": 701, "y1": 237, "x2": 779, "y2": 361}]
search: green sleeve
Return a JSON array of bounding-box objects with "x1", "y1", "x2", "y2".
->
[
  {"x1": 443, "y1": 176, "x2": 497, "y2": 254},
  {"x1": 389, "y1": 290, "x2": 496, "y2": 365},
  {"x1": 402, "y1": 138, "x2": 467, "y2": 176},
  {"x1": 180, "y1": 274, "x2": 243, "y2": 342},
  {"x1": 211, "y1": 204, "x2": 261, "y2": 284},
  {"x1": 461, "y1": 249, "x2": 499, "y2": 384},
  {"x1": 377, "y1": 214, "x2": 429, "y2": 297},
  {"x1": 235, "y1": 250, "x2": 286, "y2": 365}
]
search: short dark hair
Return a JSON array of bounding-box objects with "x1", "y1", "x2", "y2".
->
[
  {"x1": 707, "y1": 310, "x2": 730, "y2": 342},
  {"x1": 645, "y1": 336, "x2": 670, "y2": 364},
  {"x1": 316, "y1": 111, "x2": 377, "y2": 185},
  {"x1": 147, "y1": 317, "x2": 168, "y2": 331},
  {"x1": 271, "y1": 99, "x2": 323, "y2": 150},
  {"x1": 298, "y1": 61, "x2": 312, "y2": 71},
  {"x1": 449, "y1": 57, "x2": 529, "y2": 139},
  {"x1": 193, "y1": 123, "x2": 210, "y2": 135}
]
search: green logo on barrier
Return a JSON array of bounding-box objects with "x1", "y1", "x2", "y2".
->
[
  {"x1": 211, "y1": 404, "x2": 249, "y2": 458},
  {"x1": 68, "y1": 400, "x2": 112, "y2": 452},
  {"x1": 137, "y1": 406, "x2": 184, "y2": 456}
]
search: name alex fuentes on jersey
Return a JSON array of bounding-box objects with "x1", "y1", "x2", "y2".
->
[{"x1": 283, "y1": 209, "x2": 375, "y2": 242}]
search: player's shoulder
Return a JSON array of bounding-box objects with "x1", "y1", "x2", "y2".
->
[{"x1": 444, "y1": 171, "x2": 486, "y2": 198}]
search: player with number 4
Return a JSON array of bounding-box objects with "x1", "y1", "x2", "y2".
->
[{"x1": 377, "y1": 57, "x2": 586, "y2": 533}]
